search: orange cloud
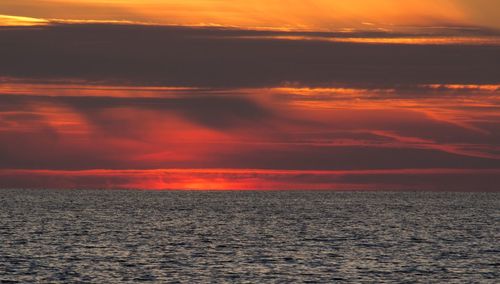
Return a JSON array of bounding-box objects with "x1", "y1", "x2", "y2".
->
[
  {"x1": 0, "y1": 0, "x2": 487, "y2": 31},
  {"x1": 0, "y1": 14, "x2": 48, "y2": 26}
]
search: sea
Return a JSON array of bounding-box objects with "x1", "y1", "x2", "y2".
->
[{"x1": 0, "y1": 189, "x2": 498, "y2": 283}]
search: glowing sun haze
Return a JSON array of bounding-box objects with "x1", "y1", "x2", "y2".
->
[{"x1": 1, "y1": 0, "x2": 499, "y2": 30}]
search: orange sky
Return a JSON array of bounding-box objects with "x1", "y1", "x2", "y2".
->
[
  {"x1": 0, "y1": 1, "x2": 499, "y2": 191},
  {"x1": 1, "y1": 0, "x2": 499, "y2": 30}
]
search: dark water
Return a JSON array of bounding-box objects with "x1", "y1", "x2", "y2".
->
[{"x1": 0, "y1": 190, "x2": 498, "y2": 283}]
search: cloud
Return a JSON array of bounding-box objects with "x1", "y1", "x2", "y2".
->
[
  {"x1": 0, "y1": 24, "x2": 498, "y2": 88},
  {"x1": 0, "y1": 14, "x2": 48, "y2": 26},
  {"x1": 0, "y1": 4, "x2": 499, "y2": 191},
  {"x1": 0, "y1": 94, "x2": 273, "y2": 130},
  {"x1": 1, "y1": 83, "x2": 499, "y2": 172},
  {"x1": 0, "y1": 0, "x2": 493, "y2": 30}
]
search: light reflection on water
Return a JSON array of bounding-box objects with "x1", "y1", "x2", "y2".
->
[{"x1": 0, "y1": 190, "x2": 498, "y2": 283}]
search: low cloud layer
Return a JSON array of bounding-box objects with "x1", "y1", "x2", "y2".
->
[{"x1": 0, "y1": 24, "x2": 498, "y2": 88}]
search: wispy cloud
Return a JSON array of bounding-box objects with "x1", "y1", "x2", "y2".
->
[
  {"x1": 1, "y1": 0, "x2": 495, "y2": 31},
  {"x1": 1, "y1": 83, "x2": 499, "y2": 175},
  {"x1": 0, "y1": 14, "x2": 48, "y2": 26}
]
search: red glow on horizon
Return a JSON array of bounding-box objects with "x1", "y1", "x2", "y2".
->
[
  {"x1": 2, "y1": 168, "x2": 500, "y2": 191},
  {"x1": 0, "y1": 81, "x2": 499, "y2": 191}
]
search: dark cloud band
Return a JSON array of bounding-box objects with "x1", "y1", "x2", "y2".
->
[{"x1": 0, "y1": 24, "x2": 499, "y2": 88}]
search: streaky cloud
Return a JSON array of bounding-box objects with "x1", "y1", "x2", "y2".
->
[{"x1": 0, "y1": 24, "x2": 498, "y2": 88}]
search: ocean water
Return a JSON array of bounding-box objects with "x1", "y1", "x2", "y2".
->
[{"x1": 0, "y1": 190, "x2": 498, "y2": 283}]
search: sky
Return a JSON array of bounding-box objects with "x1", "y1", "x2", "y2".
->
[
  {"x1": 0, "y1": 1, "x2": 499, "y2": 190},
  {"x1": 1, "y1": 0, "x2": 500, "y2": 30}
]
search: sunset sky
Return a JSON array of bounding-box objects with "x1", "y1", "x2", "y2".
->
[{"x1": 0, "y1": 0, "x2": 499, "y2": 190}]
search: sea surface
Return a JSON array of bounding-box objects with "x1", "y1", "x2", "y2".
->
[{"x1": 0, "y1": 190, "x2": 498, "y2": 283}]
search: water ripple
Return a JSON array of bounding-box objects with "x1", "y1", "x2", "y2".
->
[{"x1": 0, "y1": 190, "x2": 498, "y2": 283}]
